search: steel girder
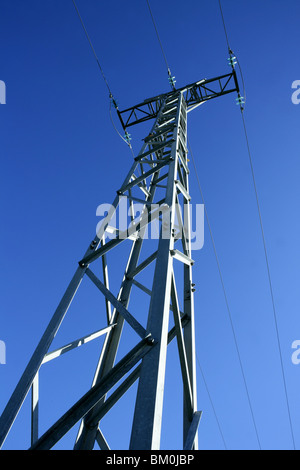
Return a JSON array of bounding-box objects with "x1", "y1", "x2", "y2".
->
[{"x1": 117, "y1": 71, "x2": 239, "y2": 129}]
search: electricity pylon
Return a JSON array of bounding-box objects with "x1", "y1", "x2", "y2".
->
[{"x1": 0, "y1": 71, "x2": 239, "y2": 450}]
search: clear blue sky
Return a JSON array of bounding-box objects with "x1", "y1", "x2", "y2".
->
[{"x1": 1, "y1": 0, "x2": 300, "y2": 450}]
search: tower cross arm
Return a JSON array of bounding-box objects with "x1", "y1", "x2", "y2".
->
[{"x1": 117, "y1": 70, "x2": 239, "y2": 129}]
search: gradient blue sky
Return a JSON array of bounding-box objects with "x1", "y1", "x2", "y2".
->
[{"x1": 1, "y1": 0, "x2": 300, "y2": 450}]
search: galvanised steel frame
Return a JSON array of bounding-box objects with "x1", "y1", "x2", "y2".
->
[
  {"x1": 0, "y1": 71, "x2": 239, "y2": 451},
  {"x1": 117, "y1": 72, "x2": 239, "y2": 129}
]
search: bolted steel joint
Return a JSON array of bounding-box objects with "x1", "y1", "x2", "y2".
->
[{"x1": 146, "y1": 335, "x2": 155, "y2": 345}]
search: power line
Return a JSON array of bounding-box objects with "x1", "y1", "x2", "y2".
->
[
  {"x1": 188, "y1": 138, "x2": 262, "y2": 450},
  {"x1": 218, "y1": 0, "x2": 230, "y2": 52},
  {"x1": 109, "y1": 98, "x2": 136, "y2": 158},
  {"x1": 218, "y1": 1, "x2": 246, "y2": 108},
  {"x1": 71, "y1": 0, "x2": 134, "y2": 153},
  {"x1": 176, "y1": 293, "x2": 228, "y2": 450},
  {"x1": 240, "y1": 111, "x2": 296, "y2": 450},
  {"x1": 145, "y1": 0, "x2": 176, "y2": 90},
  {"x1": 145, "y1": 0, "x2": 170, "y2": 72},
  {"x1": 71, "y1": 0, "x2": 112, "y2": 96},
  {"x1": 218, "y1": 0, "x2": 296, "y2": 450},
  {"x1": 196, "y1": 355, "x2": 228, "y2": 450}
]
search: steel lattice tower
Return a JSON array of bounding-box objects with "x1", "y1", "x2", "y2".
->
[{"x1": 0, "y1": 71, "x2": 239, "y2": 450}]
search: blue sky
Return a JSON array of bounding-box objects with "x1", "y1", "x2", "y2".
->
[{"x1": 1, "y1": 0, "x2": 300, "y2": 450}]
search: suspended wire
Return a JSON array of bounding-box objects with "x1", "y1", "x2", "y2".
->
[
  {"x1": 196, "y1": 355, "x2": 228, "y2": 450},
  {"x1": 177, "y1": 294, "x2": 228, "y2": 449},
  {"x1": 145, "y1": 0, "x2": 170, "y2": 73},
  {"x1": 71, "y1": 0, "x2": 134, "y2": 153},
  {"x1": 218, "y1": 0, "x2": 296, "y2": 450},
  {"x1": 218, "y1": 0, "x2": 246, "y2": 107},
  {"x1": 240, "y1": 112, "x2": 296, "y2": 450},
  {"x1": 188, "y1": 138, "x2": 262, "y2": 450},
  {"x1": 71, "y1": 0, "x2": 112, "y2": 96},
  {"x1": 218, "y1": 0, "x2": 230, "y2": 52},
  {"x1": 145, "y1": 0, "x2": 176, "y2": 89},
  {"x1": 109, "y1": 99, "x2": 135, "y2": 158}
]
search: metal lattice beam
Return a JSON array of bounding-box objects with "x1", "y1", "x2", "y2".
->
[{"x1": 117, "y1": 71, "x2": 239, "y2": 129}]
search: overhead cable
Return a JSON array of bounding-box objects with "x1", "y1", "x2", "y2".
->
[
  {"x1": 188, "y1": 137, "x2": 262, "y2": 450},
  {"x1": 218, "y1": 0, "x2": 296, "y2": 450},
  {"x1": 240, "y1": 111, "x2": 296, "y2": 450},
  {"x1": 71, "y1": 0, "x2": 113, "y2": 96},
  {"x1": 196, "y1": 355, "x2": 228, "y2": 450},
  {"x1": 71, "y1": 0, "x2": 134, "y2": 152},
  {"x1": 145, "y1": 0, "x2": 176, "y2": 90}
]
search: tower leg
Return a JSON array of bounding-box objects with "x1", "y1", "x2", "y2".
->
[{"x1": 130, "y1": 94, "x2": 184, "y2": 450}]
